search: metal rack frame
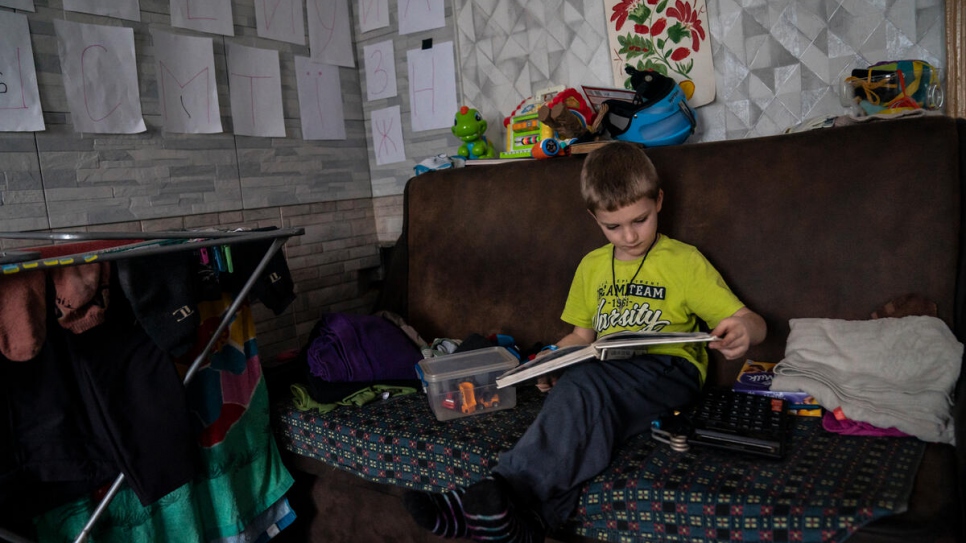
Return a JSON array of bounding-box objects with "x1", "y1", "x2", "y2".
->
[{"x1": 0, "y1": 227, "x2": 304, "y2": 543}]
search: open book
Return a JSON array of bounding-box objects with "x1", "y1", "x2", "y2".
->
[{"x1": 495, "y1": 331, "x2": 717, "y2": 388}]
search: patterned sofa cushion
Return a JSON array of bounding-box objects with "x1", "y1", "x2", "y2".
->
[{"x1": 274, "y1": 386, "x2": 924, "y2": 543}]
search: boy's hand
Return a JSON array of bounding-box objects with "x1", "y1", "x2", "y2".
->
[
  {"x1": 532, "y1": 348, "x2": 560, "y2": 392},
  {"x1": 534, "y1": 326, "x2": 594, "y2": 392},
  {"x1": 709, "y1": 307, "x2": 766, "y2": 360},
  {"x1": 536, "y1": 373, "x2": 559, "y2": 392}
]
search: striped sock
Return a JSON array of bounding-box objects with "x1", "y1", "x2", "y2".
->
[
  {"x1": 463, "y1": 478, "x2": 545, "y2": 543},
  {"x1": 403, "y1": 487, "x2": 469, "y2": 538}
]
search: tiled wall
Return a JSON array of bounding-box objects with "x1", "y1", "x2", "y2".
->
[
  {"x1": 354, "y1": 5, "x2": 457, "y2": 201},
  {"x1": 0, "y1": 2, "x2": 374, "y2": 232},
  {"x1": 367, "y1": 0, "x2": 948, "y2": 241},
  {"x1": 454, "y1": 0, "x2": 947, "y2": 145}
]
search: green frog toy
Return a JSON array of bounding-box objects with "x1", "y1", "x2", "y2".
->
[{"x1": 452, "y1": 106, "x2": 496, "y2": 159}]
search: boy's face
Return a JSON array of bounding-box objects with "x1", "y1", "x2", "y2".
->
[{"x1": 590, "y1": 190, "x2": 663, "y2": 261}]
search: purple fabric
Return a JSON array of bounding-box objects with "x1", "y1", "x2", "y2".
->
[
  {"x1": 306, "y1": 313, "x2": 422, "y2": 382},
  {"x1": 821, "y1": 411, "x2": 910, "y2": 437}
]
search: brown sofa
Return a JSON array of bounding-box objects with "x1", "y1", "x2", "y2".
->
[{"x1": 272, "y1": 114, "x2": 965, "y2": 542}]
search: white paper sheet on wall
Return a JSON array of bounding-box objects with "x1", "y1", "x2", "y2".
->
[
  {"x1": 0, "y1": 11, "x2": 46, "y2": 132},
  {"x1": 0, "y1": 0, "x2": 34, "y2": 11},
  {"x1": 407, "y1": 41, "x2": 457, "y2": 132},
  {"x1": 170, "y1": 0, "x2": 234, "y2": 37},
  {"x1": 358, "y1": 0, "x2": 389, "y2": 33},
  {"x1": 363, "y1": 40, "x2": 397, "y2": 101},
  {"x1": 64, "y1": 0, "x2": 141, "y2": 22},
  {"x1": 255, "y1": 0, "x2": 306, "y2": 46},
  {"x1": 54, "y1": 20, "x2": 146, "y2": 134},
  {"x1": 398, "y1": 0, "x2": 444, "y2": 35},
  {"x1": 0, "y1": 11, "x2": 44, "y2": 132},
  {"x1": 371, "y1": 105, "x2": 405, "y2": 165},
  {"x1": 307, "y1": 0, "x2": 355, "y2": 67},
  {"x1": 152, "y1": 30, "x2": 223, "y2": 134},
  {"x1": 226, "y1": 42, "x2": 285, "y2": 138},
  {"x1": 295, "y1": 56, "x2": 346, "y2": 140}
]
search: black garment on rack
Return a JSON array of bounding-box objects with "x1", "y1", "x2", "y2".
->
[
  {"x1": 114, "y1": 229, "x2": 296, "y2": 361},
  {"x1": 0, "y1": 272, "x2": 197, "y2": 521},
  {"x1": 0, "y1": 286, "x2": 118, "y2": 522},
  {"x1": 117, "y1": 251, "x2": 200, "y2": 358},
  {"x1": 222, "y1": 228, "x2": 296, "y2": 315},
  {"x1": 64, "y1": 273, "x2": 197, "y2": 505}
]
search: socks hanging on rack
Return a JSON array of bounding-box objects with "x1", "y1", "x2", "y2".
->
[
  {"x1": 0, "y1": 271, "x2": 45, "y2": 362},
  {"x1": 51, "y1": 262, "x2": 111, "y2": 334},
  {"x1": 0, "y1": 262, "x2": 110, "y2": 362}
]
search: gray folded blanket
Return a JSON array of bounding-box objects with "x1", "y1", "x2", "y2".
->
[{"x1": 772, "y1": 316, "x2": 962, "y2": 444}]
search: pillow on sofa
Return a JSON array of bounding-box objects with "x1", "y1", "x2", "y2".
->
[{"x1": 772, "y1": 316, "x2": 963, "y2": 444}]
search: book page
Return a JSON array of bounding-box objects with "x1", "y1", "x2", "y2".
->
[
  {"x1": 496, "y1": 331, "x2": 717, "y2": 388},
  {"x1": 495, "y1": 345, "x2": 594, "y2": 388},
  {"x1": 594, "y1": 331, "x2": 716, "y2": 350}
]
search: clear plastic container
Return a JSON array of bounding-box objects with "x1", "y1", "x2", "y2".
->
[
  {"x1": 841, "y1": 62, "x2": 944, "y2": 116},
  {"x1": 417, "y1": 346, "x2": 519, "y2": 421}
]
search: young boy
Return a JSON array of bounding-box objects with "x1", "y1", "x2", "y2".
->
[{"x1": 404, "y1": 141, "x2": 766, "y2": 542}]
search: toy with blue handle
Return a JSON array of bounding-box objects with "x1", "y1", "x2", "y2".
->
[{"x1": 602, "y1": 69, "x2": 697, "y2": 148}]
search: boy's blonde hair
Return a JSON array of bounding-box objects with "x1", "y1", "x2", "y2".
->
[{"x1": 579, "y1": 141, "x2": 661, "y2": 212}]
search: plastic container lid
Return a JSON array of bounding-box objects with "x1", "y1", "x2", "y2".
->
[{"x1": 417, "y1": 346, "x2": 519, "y2": 383}]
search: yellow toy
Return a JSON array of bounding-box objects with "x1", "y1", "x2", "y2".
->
[
  {"x1": 500, "y1": 87, "x2": 595, "y2": 159},
  {"x1": 458, "y1": 381, "x2": 477, "y2": 414}
]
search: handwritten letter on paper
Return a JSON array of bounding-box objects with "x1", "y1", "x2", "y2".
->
[
  {"x1": 358, "y1": 0, "x2": 388, "y2": 33},
  {"x1": 64, "y1": 0, "x2": 141, "y2": 22},
  {"x1": 227, "y1": 43, "x2": 285, "y2": 138},
  {"x1": 54, "y1": 20, "x2": 146, "y2": 134},
  {"x1": 398, "y1": 0, "x2": 444, "y2": 35},
  {"x1": 255, "y1": 0, "x2": 305, "y2": 46},
  {"x1": 295, "y1": 56, "x2": 346, "y2": 140},
  {"x1": 307, "y1": 0, "x2": 354, "y2": 67},
  {"x1": 152, "y1": 31, "x2": 222, "y2": 134},
  {"x1": 363, "y1": 40, "x2": 397, "y2": 102},
  {"x1": 0, "y1": 11, "x2": 45, "y2": 132},
  {"x1": 370, "y1": 105, "x2": 405, "y2": 165},
  {"x1": 407, "y1": 41, "x2": 457, "y2": 132},
  {"x1": 170, "y1": 0, "x2": 234, "y2": 36}
]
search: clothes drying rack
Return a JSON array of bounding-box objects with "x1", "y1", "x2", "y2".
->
[{"x1": 0, "y1": 227, "x2": 304, "y2": 543}]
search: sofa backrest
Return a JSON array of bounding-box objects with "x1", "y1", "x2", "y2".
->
[{"x1": 398, "y1": 115, "x2": 965, "y2": 386}]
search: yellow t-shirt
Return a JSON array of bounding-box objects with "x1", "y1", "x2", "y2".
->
[{"x1": 560, "y1": 235, "x2": 745, "y2": 384}]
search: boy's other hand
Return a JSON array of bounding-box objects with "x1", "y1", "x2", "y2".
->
[
  {"x1": 534, "y1": 326, "x2": 594, "y2": 391},
  {"x1": 533, "y1": 349, "x2": 560, "y2": 391},
  {"x1": 708, "y1": 307, "x2": 766, "y2": 360},
  {"x1": 536, "y1": 373, "x2": 559, "y2": 392}
]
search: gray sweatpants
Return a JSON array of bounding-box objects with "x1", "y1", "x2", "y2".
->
[{"x1": 492, "y1": 354, "x2": 701, "y2": 527}]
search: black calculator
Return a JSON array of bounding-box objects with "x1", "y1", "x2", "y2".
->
[{"x1": 685, "y1": 387, "x2": 789, "y2": 459}]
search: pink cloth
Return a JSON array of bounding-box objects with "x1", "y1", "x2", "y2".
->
[
  {"x1": 822, "y1": 411, "x2": 910, "y2": 437},
  {"x1": 0, "y1": 271, "x2": 46, "y2": 361},
  {"x1": 50, "y1": 262, "x2": 111, "y2": 334},
  {"x1": 0, "y1": 240, "x2": 138, "y2": 362}
]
